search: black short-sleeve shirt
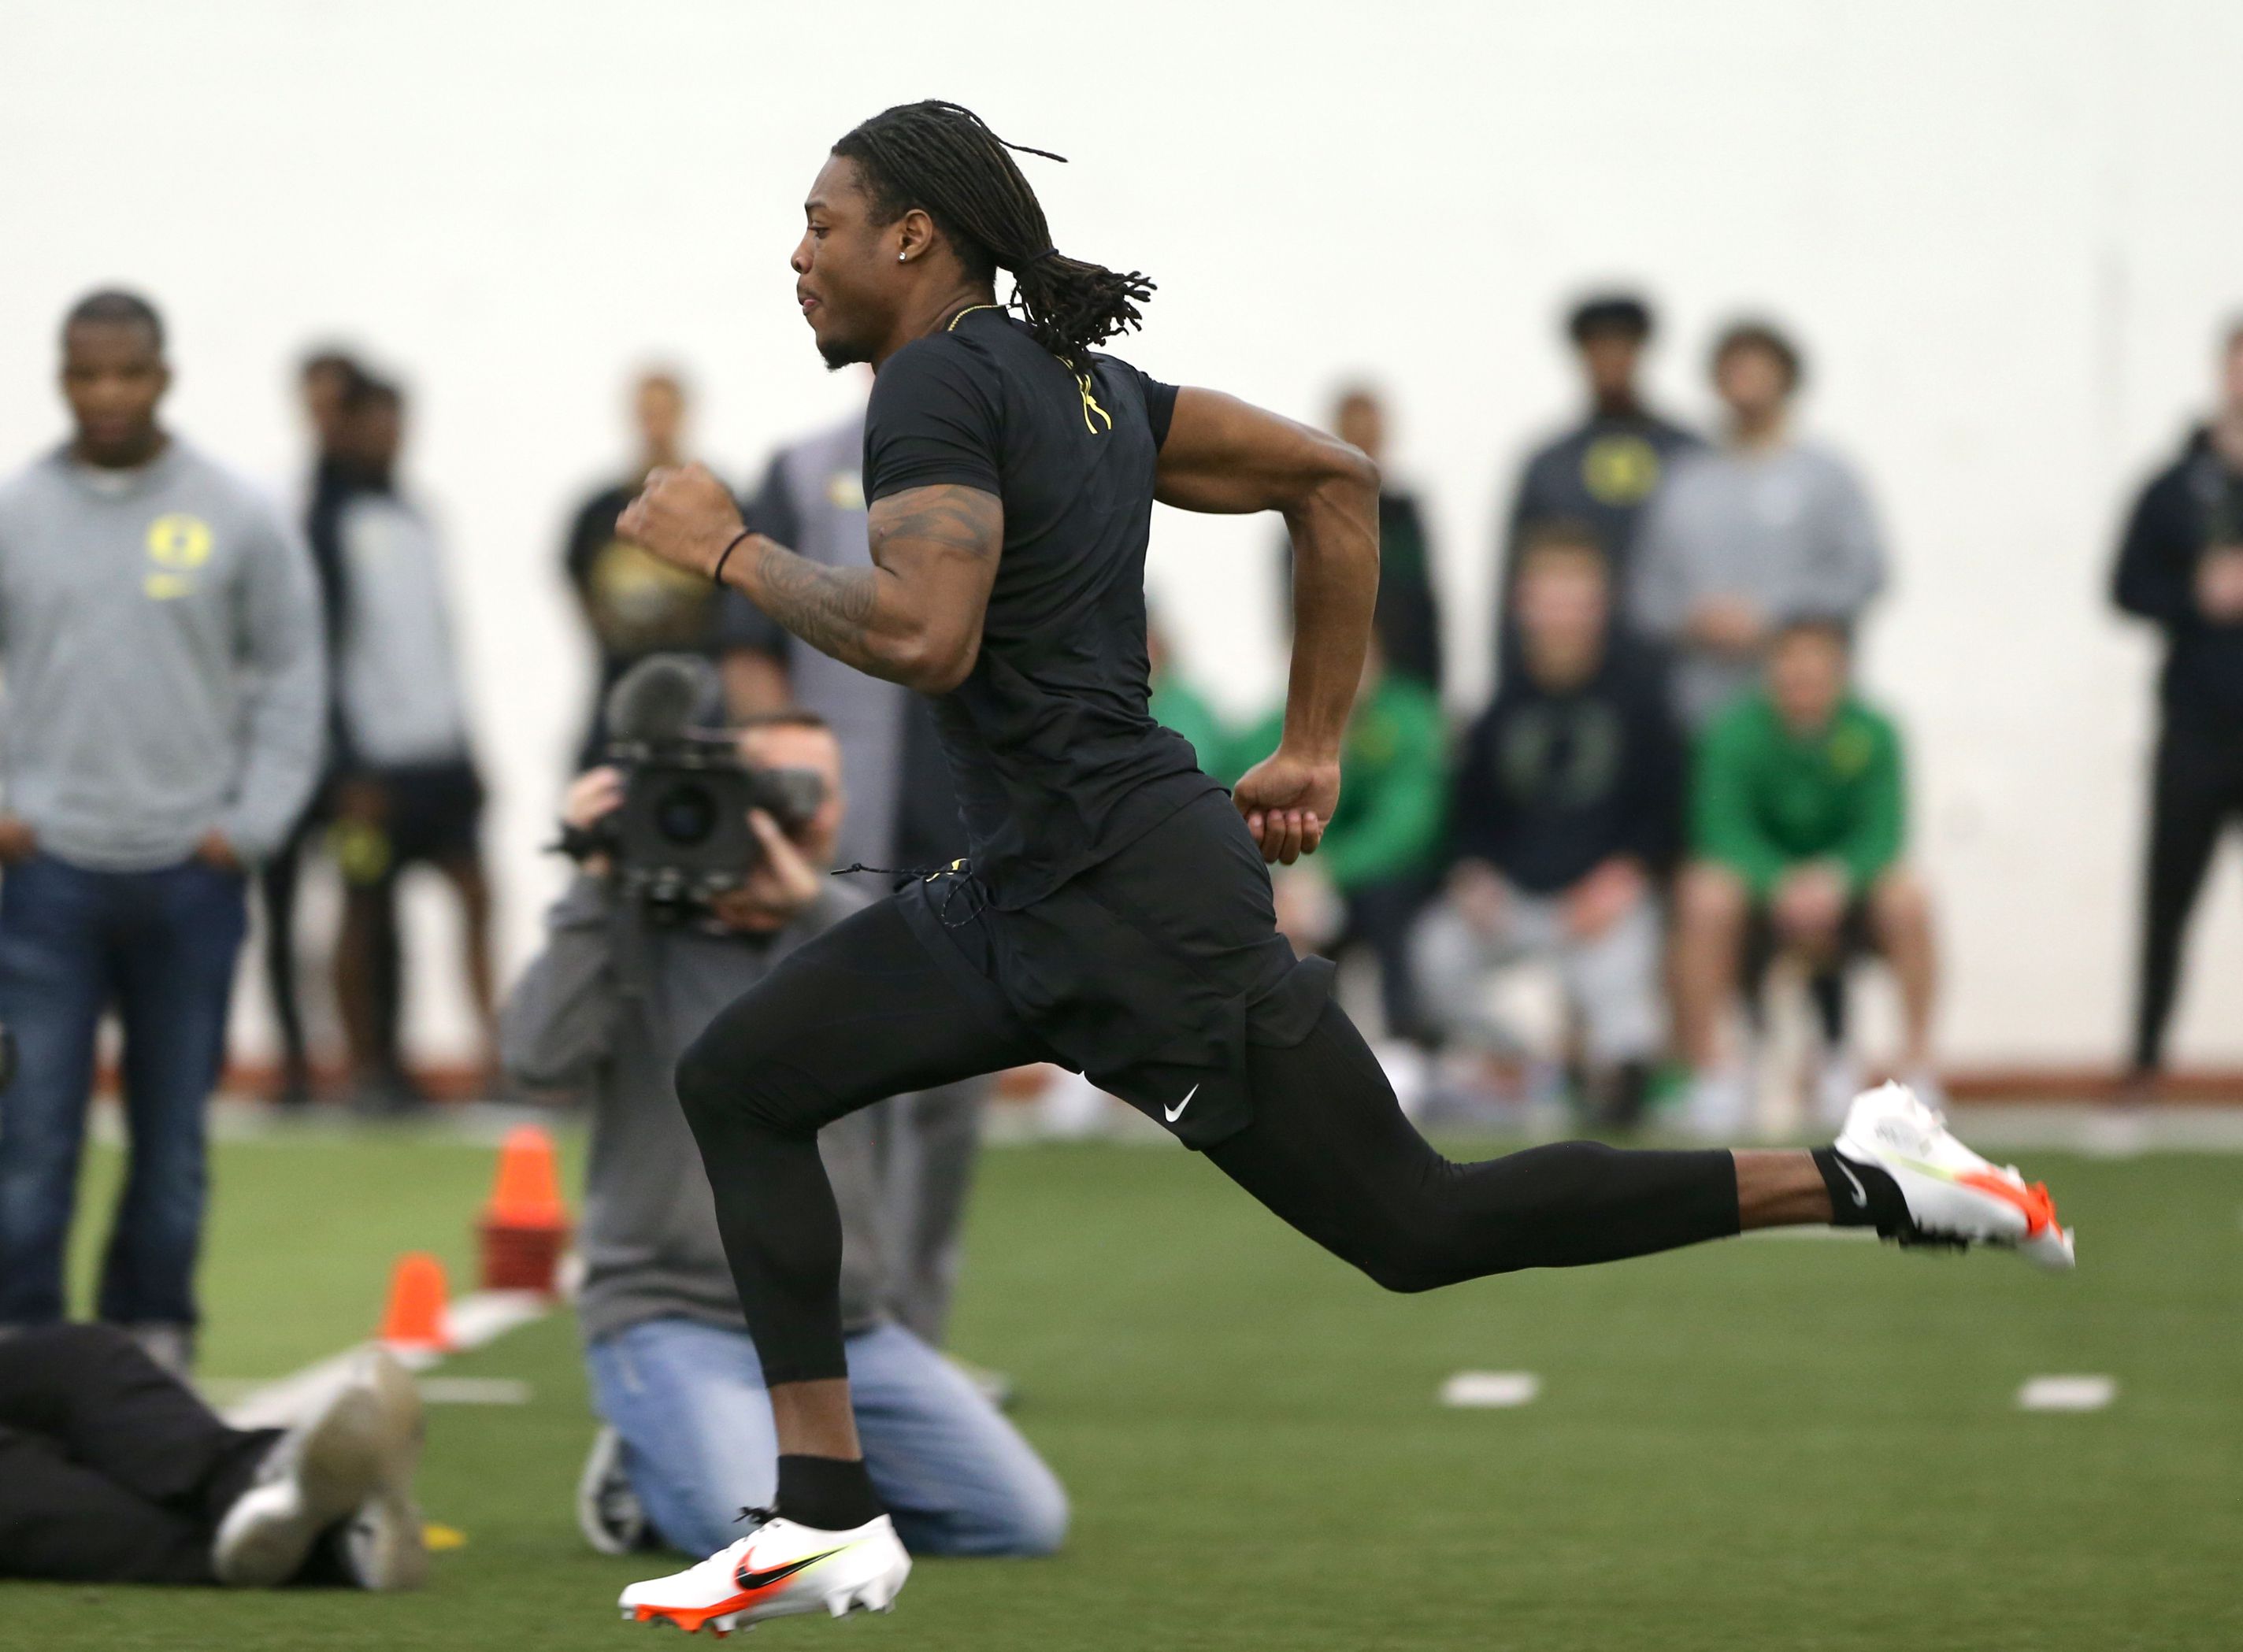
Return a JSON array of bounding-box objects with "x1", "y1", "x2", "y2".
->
[{"x1": 863, "y1": 306, "x2": 1213, "y2": 909}]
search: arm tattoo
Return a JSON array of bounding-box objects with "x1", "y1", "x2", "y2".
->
[
  {"x1": 751, "y1": 541, "x2": 881, "y2": 664},
  {"x1": 738, "y1": 483, "x2": 1002, "y2": 683}
]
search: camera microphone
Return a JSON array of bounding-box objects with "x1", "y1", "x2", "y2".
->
[{"x1": 605, "y1": 653, "x2": 720, "y2": 747}]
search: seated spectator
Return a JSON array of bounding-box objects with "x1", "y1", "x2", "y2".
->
[
  {"x1": 1147, "y1": 617, "x2": 1235, "y2": 780},
  {"x1": 0, "y1": 1324, "x2": 424, "y2": 1589},
  {"x1": 1247, "y1": 639, "x2": 1446, "y2": 1043},
  {"x1": 1629, "y1": 320, "x2": 1885, "y2": 728},
  {"x1": 321, "y1": 376, "x2": 499, "y2": 1110},
  {"x1": 1413, "y1": 525, "x2": 1682, "y2": 1126},
  {"x1": 1672, "y1": 620, "x2": 1937, "y2": 1133},
  {"x1": 501, "y1": 708, "x2": 1067, "y2": 1561}
]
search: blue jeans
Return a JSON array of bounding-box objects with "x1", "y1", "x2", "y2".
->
[
  {"x1": 0, "y1": 854, "x2": 247, "y2": 1328},
  {"x1": 585, "y1": 1317, "x2": 1069, "y2": 1559}
]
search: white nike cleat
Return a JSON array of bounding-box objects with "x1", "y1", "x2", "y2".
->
[
  {"x1": 618, "y1": 1511, "x2": 910, "y2": 1636},
  {"x1": 1835, "y1": 1081, "x2": 2075, "y2": 1269}
]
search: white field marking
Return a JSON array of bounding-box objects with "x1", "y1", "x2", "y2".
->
[
  {"x1": 1440, "y1": 1371, "x2": 1540, "y2": 1409},
  {"x1": 2016, "y1": 1375, "x2": 2119, "y2": 1413},
  {"x1": 415, "y1": 1376, "x2": 533, "y2": 1406},
  {"x1": 219, "y1": 1288, "x2": 555, "y2": 1429}
]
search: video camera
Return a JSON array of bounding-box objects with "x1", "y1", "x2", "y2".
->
[{"x1": 576, "y1": 654, "x2": 825, "y2": 911}]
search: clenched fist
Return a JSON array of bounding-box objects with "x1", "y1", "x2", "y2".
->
[
  {"x1": 1233, "y1": 746, "x2": 1340, "y2": 865},
  {"x1": 617, "y1": 463, "x2": 748, "y2": 583}
]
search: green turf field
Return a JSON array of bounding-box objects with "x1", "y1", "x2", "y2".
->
[{"x1": 6, "y1": 1125, "x2": 2237, "y2": 1651}]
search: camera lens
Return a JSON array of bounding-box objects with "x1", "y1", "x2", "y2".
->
[{"x1": 653, "y1": 780, "x2": 718, "y2": 846}]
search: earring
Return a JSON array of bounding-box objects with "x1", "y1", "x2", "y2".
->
[{"x1": 898, "y1": 253, "x2": 907, "y2": 262}]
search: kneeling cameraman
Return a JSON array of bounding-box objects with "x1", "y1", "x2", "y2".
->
[{"x1": 501, "y1": 706, "x2": 1066, "y2": 1560}]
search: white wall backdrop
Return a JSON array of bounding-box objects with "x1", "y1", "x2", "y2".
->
[{"x1": 2, "y1": 0, "x2": 2240, "y2": 1069}]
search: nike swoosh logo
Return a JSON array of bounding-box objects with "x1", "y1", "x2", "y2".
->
[
  {"x1": 734, "y1": 1548, "x2": 843, "y2": 1594},
  {"x1": 1836, "y1": 1159, "x2": 1868, "y2": 1209},
  {"x1": 1164, "y1": 1083, "x2": 1199, "y2": 1124}
]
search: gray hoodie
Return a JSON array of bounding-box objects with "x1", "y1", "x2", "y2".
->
[
  {"x1": 0, "y1": 441, "x2": 325, "y2": 868},
  {"x1": 1627, "y1": 437, "x2": 1886, "y2": 728},
  {"x1": 499, "y1": 875, "x2": 891, "y2": 1345}
]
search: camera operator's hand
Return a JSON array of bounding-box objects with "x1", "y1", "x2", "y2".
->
[
  {"x1": 562, "y1": 766, "x2": 626, "y2": 878},
  {"x1": 617, "y1": 463, "x2": 747, "y2": 583},
  {"x1": 0, "y1": 816, "x2": 37, "y2": 865},
  {"x1": 710, "y1": 810, "x2": 825, "y2": 933}
]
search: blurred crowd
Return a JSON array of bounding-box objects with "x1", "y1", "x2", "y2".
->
[{"x1": 3, "y1": 287, "x2": 2242, "y2": 1353}]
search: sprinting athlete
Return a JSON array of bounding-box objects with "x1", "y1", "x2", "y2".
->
[{"x1": 612, "y1": 100, "x2": 2073, "y2": 1636}]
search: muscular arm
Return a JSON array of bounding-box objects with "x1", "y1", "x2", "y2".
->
[
  {"x1": 1156, "y1": 387, "x2": 1380, "y2": 861},
  {"x1": 617, "y1": 465, "x2": 1001, "y2": 695}
]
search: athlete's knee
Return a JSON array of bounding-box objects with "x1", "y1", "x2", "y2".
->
[
  {"x1": 1340, "y1": 1217, "x2": 1479, "y2": 1295},
  {"x1": 674, "y1": 1019, "x2": 793, "y2": 1137}
]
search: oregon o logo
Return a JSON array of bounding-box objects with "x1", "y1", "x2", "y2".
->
[
  {"x1": 1580, "y1": 437, "x2": 1661, "y2": 507},
  {"x1": 146, "y1": 513, "x2": 214, "y2": 569}
]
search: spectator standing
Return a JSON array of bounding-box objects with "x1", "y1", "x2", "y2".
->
[
  {"x1": 0, "y1": 292, "x2": 324, "y2": 1369},
  {"x1": 719, "y1": 403, "x2": 989, "y2": 1354},
  {"x1": 1629, "y1": 321, "x2": 1886, "y2": 728},
  {"x1": 321, "y1": 376, "x2": 497, "y2": 1111},
  {"x1": 256, "y1": 348, "x2": 364, "y2": 1106},
  {"x1": 1670, "y1": 620, "x2": 1936, "y2": 1133},
  {"x1": 1285, "y1": 386, "x2": 1443, "y2": 693},
  {"x1": 502, "y1": 716, "x2": 1066, "y2": 1561},
  {"x1": 1414, "y1": 525, "x2": 1683, "y2": 1125},
  {"x1": 1500, "y1": 293, "x2": 1699, "y2": 646},
  {"x1": 2111, "y1": 319, "x2": 2243, "y2": 1092},
  {"x1": 564, "y1": 370, "x2": 724, "y2": 769},
  {"x1": 1245, "y1": 641, "x2": 1447, "y2": 1042}
]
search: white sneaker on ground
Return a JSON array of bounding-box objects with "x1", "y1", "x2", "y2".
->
[
  {"x1": 1811, "y1": 1050, "x2": 1863, "y2": 1132},
  {"x1": 213, "y1": 1349, "x2": 417, "y2": 1587},
  {"x1": 339, "y1": 1350, "x2": 428, "y2": 1591},
  {"x1": 1834, "y1": 1081, "x2": 2074, "y2": 1269},
  {"x1": 620, "y1": 1511, "x2": 910, "y2": 1636},
  {"x1": 1681, "y1": 1062, "x2": 1752, "y2": 1140},
  {"x1": 577, "y1": 1425, "x2": 652, "y2": 1556}
]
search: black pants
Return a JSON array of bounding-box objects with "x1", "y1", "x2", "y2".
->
[
  {"x1": 2134, "y1": 719, "x2": 2243, "y2": 1072},
  {"x1": 0, "y1": 1324, "x2": 277, "y2": 1583},
  {"x1": 256, "y1": 819, "x2": 316, "y2": 1098},
  {"x1": 675, "y1": 896, "x2": 1741, "y2": 1387}
]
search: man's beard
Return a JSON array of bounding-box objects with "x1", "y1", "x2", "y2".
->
[{"x1": 817, "y1": 333, "x2": 870, "y2": 372}]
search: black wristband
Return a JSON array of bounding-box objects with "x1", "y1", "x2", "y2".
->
[{"x1": 711, "y1": 528, "x2": 753, "y2": 586}]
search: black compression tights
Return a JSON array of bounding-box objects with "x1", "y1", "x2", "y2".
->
[{"x1": 673, "y1": 897, "x2": 1741, "y2": 1385}]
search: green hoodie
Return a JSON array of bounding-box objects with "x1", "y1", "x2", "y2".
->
[
  {"x1": 1242, "y1": 674, "x2": 1446, "y2": 892},
  {"x1": 1692, "y1": 691, "x2": 1904, "y2": 896}
]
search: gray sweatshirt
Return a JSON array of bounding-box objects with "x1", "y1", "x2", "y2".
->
[
  {"x1": 0, "y1": 441, "x2": 325, "y2": 868},
  {"x1": 1627, "y1": 438, "x2": 1886, "y2": 727},
  {"x1": 499, "y1": 875, "x2": 891, "y2": 1345}
]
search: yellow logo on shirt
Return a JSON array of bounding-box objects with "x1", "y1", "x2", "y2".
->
[
  {"x1": 1580, "y1": 436, "x2": 1662, "y2": 506},
  {"x1": 143, "y1": 513, "x2": 213, "y2": 600},
  {"x1": 1827, "y1": 724, "x2": 1874, "y2": 776},
  {"x1": 146, "y1": 513, "x2": 213, "y2": 569}
]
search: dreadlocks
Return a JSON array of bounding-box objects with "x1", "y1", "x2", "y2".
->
[{"x1": 832, "y1": 100, "x2": 1155, "y2": 365}]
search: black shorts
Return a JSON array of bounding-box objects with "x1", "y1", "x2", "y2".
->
[
  {"x1": 894, "y1": 790, "x2": 1333, "y2": 1150},
  {"x1": 341, "y1": 759, "x2": 484, "y2": 884}
]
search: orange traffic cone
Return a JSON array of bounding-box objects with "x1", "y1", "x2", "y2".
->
[
  {"x1": 378, "y1": 1251, "x2": 453, "y2": 1353},
  {"x1": 477, "y1": 1124, "x2": 572, "y2": 1293}
]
